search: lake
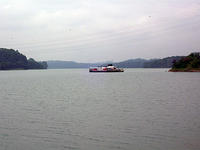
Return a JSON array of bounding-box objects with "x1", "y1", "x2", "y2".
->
[{"x1": 0, "y1": 69, "x2": 200, "y2": 150}]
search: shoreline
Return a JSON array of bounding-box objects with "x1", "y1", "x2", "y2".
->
[{"x1": 169, "y1": 69, "x2": 200, "y2": 72}]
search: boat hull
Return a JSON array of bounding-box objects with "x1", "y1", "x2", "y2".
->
[{"x1": 89, "y1": 69, "x2": 124, "y2": 72}]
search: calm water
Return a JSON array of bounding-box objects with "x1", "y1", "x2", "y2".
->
[{"x1": 0, "y1": 69, "x2": 200, "y2": 150}]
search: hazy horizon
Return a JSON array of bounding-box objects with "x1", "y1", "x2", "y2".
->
[
  {"x1": 46, "y1": 55, "x2": 183, "y2": 63},
  {"x1": 1, "y1": 0, "x2": 200, "y2": 62}
]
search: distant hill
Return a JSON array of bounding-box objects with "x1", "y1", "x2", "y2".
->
[
  {"x1": 47, "y1": 56, "x2": 184, "y2": 69},
  {"x1": 113, "y1": 59, "x2": 147, "y2": 68},
  {"x1": 0, "y1": 48, "x2": 47, "y2": 70},
  {"x1": 47, "y1": 61, "x2": 101, "y2": 69},
  {"x1": 169, "y1": 52, "x2": 200, "y2": 72},
  {"x1": 143, "y1": 56, "x2": 183, "y2": 68},
  {"x1": 47, "y1": 60, "x2": 147, "y2": 69}
]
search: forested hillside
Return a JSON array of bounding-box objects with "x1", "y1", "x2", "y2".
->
[
  {"x1": 169, "y1": 53, "x2": 200, "y2": 72},
  {"x1": 0, "y1": 48, "x2": 47, "y2": 70}
]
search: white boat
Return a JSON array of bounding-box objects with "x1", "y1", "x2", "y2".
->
[{"x1": 89, "y1": 64, "x2": 124, "y2": 72}]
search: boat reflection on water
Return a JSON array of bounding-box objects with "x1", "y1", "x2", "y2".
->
[{"x1": 89, "y1": 64, "x2": 124, "y2": 72}]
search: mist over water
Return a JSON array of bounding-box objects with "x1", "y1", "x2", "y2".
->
[{"x1": 0, "y1": 69, "x2": 200, "y2": 150}]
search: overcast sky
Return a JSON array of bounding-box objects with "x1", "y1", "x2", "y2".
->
[{"x1": 0, "y1": 0, "x2": 200, "y2": 62}]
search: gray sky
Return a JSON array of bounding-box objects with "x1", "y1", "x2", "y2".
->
[{"x1": 0, "y1": 0, "x2": 200, "y2": 62}]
